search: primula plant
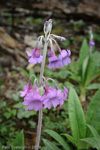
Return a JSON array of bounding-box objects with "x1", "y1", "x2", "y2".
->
[
  {"x1": 20, "y1": 19, "x2": 71, "y2": 150},
  {"x1": 67, "y1": 26, "x2": 100, "y2": 102},
  {"x1": 44, "y1": 88, "x2": 100, "y2": 150}
]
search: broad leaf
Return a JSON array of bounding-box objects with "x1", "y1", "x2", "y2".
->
[
  {"x1": 86, "y1": 89, "x2": 100, "y2": 136},
  {"x1": 67, "y1": 61, "x2": 79, "y2": 74},
  {"x1": 80, "y1": 138, "x2": 100, "y2": 150},
  {"x1": 12, "y1": 130, "x2": 24, "y2": 150},
  {"x1": 86, "y1": 124, "x2": 100, "y2": 138},
  {"x1": 45, "y1": 129, "x2": 71, "y2": 150},
  {"x1": 68, "y1": 71, "x2": 81, "y2": 83},
  {"x1": 86, "y1": 83, "x2": 100, "y2": 90},
  {"x1": 79, "y1": 39, "x2": 89, "y2": 73},
  {"x1": 43, "y1": 139, "x2": 61, "y2": 150},
  {"x1": 85, "y1": 52, "x2": 100, "y2": 86},
  {"x1": 68, "y1": 88, "x2": 86, "y2": 144},
  {"x1": 78, "y1": 140, "x2": 89, "y2": 149}
]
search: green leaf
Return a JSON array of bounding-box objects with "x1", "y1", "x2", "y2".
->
[
  {"x1": 79, "y1": 39, "x2": 89, "y2": 73},
  {"x1": 20, "y1": 68, "x2": 29, "y2": 77},
  {"x1": 12, "y1": 130, "x2": 24, "y2": 150},
  {"x1": 68, "y1": 88, "x2": 86, "y2": 144},
  {"x1": 86, "y1": 83, "x2": 100, "y2": 90},
  {"x1": 45, "y1": 129, "x2": 71, "y2": 150},
  {"x1": 64, "y1": 81, "x2": 74, "y2": 89},
  {"x1": 82, "y1": 56, "x2": 89, "y2": 83},
  {"x1": 86, "y1": 124, "x2": 100, "y2": 138},
  {"x1": 13, "y1": 102, "x2": 23, "y2": 108},
  {"x1": 0, "y1": 100, "x2": 6, "y2": 109},
  {"x1": 67, "y1": 61, "x2": 79, "y2": 74},
  {"x1": 43, "y1": 139, "x2": 61, "y2": 150},
  {"x1": 85, "y1": 52, "x2": 100, "y2": 86},
  {"x1": 61, "y1": 134, "x2": 75, "y2": 145},
  {"x1": 68, "y1": 71, "x2": 81, "y2": 83},
  {"x1": 17, "y1": 108, "x2": 36, "y2": 119},
  {"x1": 58, "y1": 70, "x2": 69, "y2": 79},
  {"x1": 80, "y1": 138, "x2": 100, "y2": 150},
  {"x1": 12, "y1": 92, "x2": 21, "y2": 101},
  {"x1": 78, "y1": 140, "x2": 88, "y2": 149},
  {"x1": 86, "y1": 71, "x2": 100, "y2": 86},
  {"x1": 86, "y1": 89, "x2": 100, "y2": 136}
]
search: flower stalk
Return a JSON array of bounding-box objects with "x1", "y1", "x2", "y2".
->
[
  {"x1": 35, "y1": 38, "x2": 48, "y2": 150},
  {"x1": 20, "y1": 19, "x2": 71, "y2": 150}
]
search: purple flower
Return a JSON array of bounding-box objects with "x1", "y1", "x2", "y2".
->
[
  {"x1": 48, "y1": 49, "x2": 71, "y2": 69},
  {"x1": 89, "y1": 40, "x2": 95, "y2": 46},
  {"x1": 22, "y1": 91, "x2": 43, "y2": 111},
  {"x1": 20, "y1": 81, "x2": 68, "y2": 111},
  {"x1": 61, "y1": 37, "x2": 66, "y2": 42},
  {"x1": 48, "y1": 55, "x2": 59, "y2": 69},
  {"x1": 20, "y1": 83, "x2": 33, "y2": 97},
  {"x1": 26, "y1": 49, "x2": 43, "y2": 64},
  {"x1": 59, "y1": 50, "x2": 71, "y2": 66},
  {"x1": 48, "y1": 54, "x2": 63, "y2": 69},
  {"x1": 42, "y1": 87, "x2": 68, "y2": 109}
]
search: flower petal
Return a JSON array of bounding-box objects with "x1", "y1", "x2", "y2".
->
[{"x1": 26, "y1": 51, "x2": 32, "y2": 57}]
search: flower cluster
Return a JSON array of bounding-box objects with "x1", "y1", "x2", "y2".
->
[
  {"x1": 26, "y1": 19, "x2": 71, "y2": 69},
  {"x1": 20, "y1": 77, "x2": 68, "y2": 111},
  {"x1": 20, "y1": 19, "x2": 71, "y2": 112}
]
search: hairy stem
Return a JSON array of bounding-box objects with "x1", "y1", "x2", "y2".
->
[{"x1": 35, "y1": 39, "x2": 48, "y2": 150}]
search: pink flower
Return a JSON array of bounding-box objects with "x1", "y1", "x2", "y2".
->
[
  {"x1": 89, "y1": 40, "x2": 95, "y2": 46},
  {"x1": 48, "y1": 55, "x2": 63, "y2": 69},
  {"x1": 23, "y1": 91, "x2": 43, "y2": 111},
  {"x1": 48, "y1": 56, "x2": 58, "y2": 69},
  {"x1": 59, "y1": 49, "x2": 71, "y2": 66},
  {"x1": 26, "y1": 49, "x2": 43, "y2": 64},
  {"x1": 20, "y1": 82, "x2": 68, "y2": 111},
  {"x1": 48, "y1": 50, "x2": 71, "y2": 69},
  {"x1": 42, "y1": 87, "x2": 68, "y2": 109},
  {"x1": 20, "y1": 83, "x2": 33, "y2": 97},
  {"x1": 61, "y1": 37, "x2": 66, "y2": 42}
]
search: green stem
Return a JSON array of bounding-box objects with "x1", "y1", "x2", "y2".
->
[
  {"x1": 35, "y1": 39, "x2": 48, "y2": 150},
  {"x1": 80, "y1": 87, "x2": 86, "y2": 102}
]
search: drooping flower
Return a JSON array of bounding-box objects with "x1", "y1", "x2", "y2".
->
[
  {"x1": 20, "y1": 83, "x2": 33, "y2": 97},
  {"x1": 89, "y1": 40, "x2": 95, "y2": 46},
  {"x1": 48, "y1": 55, "x2": 59, "y2": 69},
  {"x1": 26, "y1": 49, "x2": 43, "y2": 64},
  {"x1": 22, "y1": 90, "x2": 43, "y2": 111},
  {"x1": 59, "y1": 49, "x2": 71, "y2": 66},
  {"x1": 42, "y1": 86, "x2": 68, "y2": 109},
  {"x1": 48, "y1": 54, "x2": 63, "y2": 69},
  {"x1": 48, "y1": 49, "x2": 71, "y2": 69},
  {"x1": 20, "y1": 77, "x2": 68, "y2": 111}
]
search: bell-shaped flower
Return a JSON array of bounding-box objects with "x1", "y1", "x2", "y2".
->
[
  {"x1": 20, "y1": 83, "x2": 33, "y2": 97},
  {"x1": 42, "y1": 86, "x2": 68, "y2": 109},
  {"x1": 59, "y1": 49, "x2": 71, "y2": 66},
  {"x1": 22, "y1": 91, "x2": 43, "y2": 111},
  {"x1": 26, "y1": 49, "x2": 43, "y2": 64},
  {"x1": 48, "y1": 55, "x2": 59, "y2": 69},
  {"x1": 48, "y1": 52, "x2": 63, "y2": 69}
]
